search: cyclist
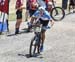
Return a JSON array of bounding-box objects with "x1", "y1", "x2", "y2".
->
[{"x1": 28, "y1": 7, "x2": 54, "y2": 52}]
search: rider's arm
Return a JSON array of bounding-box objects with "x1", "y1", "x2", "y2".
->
[
  {"x1": 30, "y1": 10, "x2": 39, "y2": 24},
  {"x1": 46, "y1": 11, "x2": 54, "y2": 26},
  {"x1": 30, "y1": 17, "x2": 37, "y2": 24}
]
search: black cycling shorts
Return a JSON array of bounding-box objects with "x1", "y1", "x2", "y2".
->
[
  {"x1": 39, "y1": 18, "x2": 49, "y2": 32},
  {"x1": 39, "y1": 18, "x2": 49, "y2": 26},
  {"x1": 16, "y1": 10, "x2": 22, "y2": 19}
]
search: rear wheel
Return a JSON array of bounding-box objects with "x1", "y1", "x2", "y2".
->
[{"x1": 50, "y1": 7, "x2": 65, "y2": 21}]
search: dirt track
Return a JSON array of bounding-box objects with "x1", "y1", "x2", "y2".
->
[{"x1": 0, "y1": 13, "x2": 75, "y2": 62}]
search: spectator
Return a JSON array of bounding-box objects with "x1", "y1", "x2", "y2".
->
[
  {"x1": 62, "y1": 0, "x2": 68, "y2": 10},
  {"x1": 46, "y1": 2, "x2": 53, "y2": 12},
  {"x1": 15, "y1": 0, "x2": 25, "y2": 34},
  {"x1": 28, "y1": 0, "x2": 38, "y2": 17},
  {"x1": 69, "y1": 0, "x2": 75, "y2": 13}
]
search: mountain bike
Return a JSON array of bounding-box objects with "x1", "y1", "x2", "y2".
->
[{"x1": 29, "y1": 21, "x2": 50, "y2": 57}]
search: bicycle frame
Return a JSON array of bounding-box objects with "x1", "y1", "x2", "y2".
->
[
  {"x1": 30, "y1": 25, "x2": 42, "y2": 55},
  {"x1": 32, "y1": 24, "x2": 42, "y2": 44},
  {"x1": 51, "y1": 0, "x2": 59, "y2": 15},
  {"x1": 52, "y1": 0, "x2": 56, "y2": 8}
]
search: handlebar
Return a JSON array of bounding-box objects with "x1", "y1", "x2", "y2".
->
[{"x1": 27, "y1": 22, "x2": 51, "y2": 30}]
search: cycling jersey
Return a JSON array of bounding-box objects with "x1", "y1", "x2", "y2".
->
[{"x1": 32, "y1": 10, "x2": 52, "y2": 21}]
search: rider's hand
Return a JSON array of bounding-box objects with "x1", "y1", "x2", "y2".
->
[
  {"x1": 27, "y1": 22, "x2": 32, "y2": 27},
  {"x1": 51, "y1": 20, "x2": 54, "y2": 27}
]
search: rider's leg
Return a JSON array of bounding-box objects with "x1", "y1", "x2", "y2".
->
[
  {"x1": 41, "y1": 30, "x2": 46, "y2": 45},
  {"x1": 40, "y1": 30, "x2": 46, "y2": 52},
  {"x1": 40, "y1": 19, "x2": 49, "y2": 45}
]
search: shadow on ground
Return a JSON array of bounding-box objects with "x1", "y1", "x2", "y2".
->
[{"x1": 7, "y1": 28, "x2": 32, "y2": 37}]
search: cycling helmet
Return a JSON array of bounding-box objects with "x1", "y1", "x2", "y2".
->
[{"x1": 38, "y1": 6, "x2": 45, "y2": 11}]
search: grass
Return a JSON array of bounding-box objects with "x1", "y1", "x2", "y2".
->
[
  {"x1": 9, "y1": 11, "x2": 26, "y2": 21},
  {"x1": 9, "y1": 13, "x2": 16, "y2": 21}
]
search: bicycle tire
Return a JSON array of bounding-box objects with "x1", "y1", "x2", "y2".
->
[
  {"x1": 29, "y1": 35, "x2": 41, "y2": 57},
  {"x1": 50, "y1": 7, "x2": 65, "y2": 21}
]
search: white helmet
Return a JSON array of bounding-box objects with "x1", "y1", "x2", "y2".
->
[{"x1": 38, "y1": 6, "x2": 45, "y2": 11}]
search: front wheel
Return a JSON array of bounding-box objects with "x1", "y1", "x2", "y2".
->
[
  {"x1": 29, "y1": 36, "x2": 41, "y2": 57},
  {"x1": 50, "y1": 7, "x2": 65, "y2": 21}
]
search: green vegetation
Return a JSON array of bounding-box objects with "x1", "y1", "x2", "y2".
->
[{"x1": 9, "y1": 13, "x2": 16, "y2": 21}]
